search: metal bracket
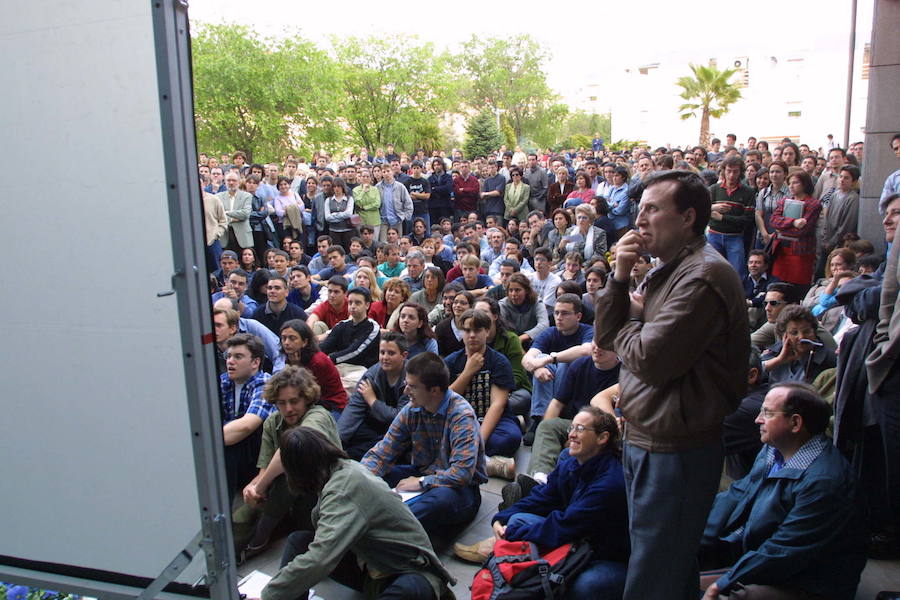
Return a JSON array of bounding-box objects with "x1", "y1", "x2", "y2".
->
[
  {"x1": 136, "y1": 528, "x2": 204, "y2": 600},
  {"x1": 136, "y1": 515, "x2": 230, "y2": 598}
]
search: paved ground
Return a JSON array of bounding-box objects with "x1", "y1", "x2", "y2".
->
[{"x1": 238, "y1": 445, "x2": 900, "y2": 599}]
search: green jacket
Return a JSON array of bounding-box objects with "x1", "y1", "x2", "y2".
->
[
  {"x1": 354, "y1": 184, "x2": 382, "y2": 227},
  {"x1": 491, "y1": 329, "x2": 532, "y2": 393},
  {"x1": 261, "y1": 459, "x2": 453, "y2": 600}
]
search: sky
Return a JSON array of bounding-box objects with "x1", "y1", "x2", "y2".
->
[{"x1": 188, "y1": 0, "x2": 874, "y2": 107}]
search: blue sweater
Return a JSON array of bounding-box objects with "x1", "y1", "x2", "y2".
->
[{"x1": 494, "y1": 450, "x2": 629, "y2": 562}]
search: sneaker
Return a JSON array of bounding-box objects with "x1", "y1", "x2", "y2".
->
[
  {"x1": 453, "y1": 536, "x2": 494, "y2": 563},
  {"x1": 499, "y1": 481, "x2": 522, "y2": 511},
  {"x1": 486, "y1": 456, "x2": 516, "y2": 481}
]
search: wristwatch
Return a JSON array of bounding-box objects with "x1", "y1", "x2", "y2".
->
[
  {"x1": 418, "y1": 476, "x2": 425, "y2": 489},
  {"x1": 550, "y1": 352, "x2": 559, "y2": 365}
]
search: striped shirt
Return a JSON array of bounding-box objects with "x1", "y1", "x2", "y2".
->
[
  {"x1": 218, "y1": 370, "x2": 273, "y2": 424},
  {"x1": 361, "y1": 390, "x2": 487, "y2": 489}
]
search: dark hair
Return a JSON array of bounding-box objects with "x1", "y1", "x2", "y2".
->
[
  {"x1": 327, "y1": 275, "x2": 349, "y2": 291},
  {"x1": 506, "y1": 272, "x2": 538, "y2": 305},
  {"x1": 557, "y1": 280, "x2": 582, "y2": 296},
  {"x1": 326, "y1": 245, "x2": 346, "y2": 257},
  {"x1": 473, "y1": 296, "x2": 509, "y2": 335},
  {"x1": 406, "y1": 352, "x2": 450, "y2": 391},
  {"x1": 280, "y1": 426, "x2": 348, "y2": 495},
  {"x1": 765, "y1": 281, "x2": 794, "y2": 301},
  {"x1": 748, "y1": 249, "x2": 768, "y2": 263},
  {"x1": 584, "y1": 266, "x2": 608, "y2": 287},
  {"x1": 228, "y1": 267, "x2": 249, "y2": 281},
  {"x1": 722, "y1": 155, "x2": 746, "y2": 177},
  {"x1": 459, "y1": 308, "x2": 492, "y2": 331},
  {"x1": 347, "y1": 286, "x2": 371, "y2": 304},
  {"x1": 840, "y1": 164, "x2": 860, "y2": 182},
  {"x1": 555, "y1": 293, "x2": 583, "y2": 315},
  {"x1": 393, "y1": 302, "x2": 434, "y2": 341},
  {"x1": 225, "y1": 332, "x2": 265, "y2": 361},
  {"x1": 280, "y1": 319, "x2": 319, "y2": 364},
  {"x1": 773, "y1": 381, "x2": 832, "y2": 436},
  {"x1": 499, "y1": 258, "x2": 520, "y2": 273},
  {"x1": 788, "y1": 170, "x2": 815, "y2": 196},
  {"x1": 317, "y1": 234, "x2": 334, "y2": 245},
  {"x1": 249, "y1": 269, "x2": 271, "y2": 302},
  {"x1": 376, "y1": 330, "x2": 409, "y2": 354},
  {"x1": 578, "y1": 406, "x2": 621, "y2": 456},
  {"x1": 642, "y1": 170, "x2": 712, "y2": 236},
  {"x1": 276, "y1": 176, "x2": 292, "y2": 189},
  {"x1": 774, "y1": 304, "x2": 817, "y2": 337}
]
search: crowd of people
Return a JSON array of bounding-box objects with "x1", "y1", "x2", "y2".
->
[{"x1": 202, "y1": 133, "x2": 900, "y2": 600}]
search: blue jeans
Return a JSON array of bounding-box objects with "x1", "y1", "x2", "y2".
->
[
  {"x1": 530, "y1": 362, "x2": 568, "y2": 417},
  {"x1": 485, "y1": 414, "x2": 523, "y2": 457},
  {"x1": 708, "y1": 231, "x2": 746, "y2": 277},
  {"x1": 622, "y1": 440, "x2": 723, "y2": 600},
  {"x1": 383, "y1": 465, "x2": 481, "y2": 535},
  {"x1": 505, "y1": 513, "x2": 626, "y2": 600}
]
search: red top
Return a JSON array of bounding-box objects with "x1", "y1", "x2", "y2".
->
[
  {"x1": 445, "y1": 264, "x2": 486, "y2": 283},
  {"x1": 304, "y1": 350, "x2": 348, "y2": 411},
  {"x1": 453, "y1": 174, "x2": 480, "y2": 211},
  {"x1": 368, "y1": 301, "x2": 388, "y2": 326},
  {"x1": 312, "y1": 299, "x2": 348, "y2": 328}
]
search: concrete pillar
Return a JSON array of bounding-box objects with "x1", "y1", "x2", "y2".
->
[{"x1": 859, "y1": 0, "x2": 900, "y2": 254}]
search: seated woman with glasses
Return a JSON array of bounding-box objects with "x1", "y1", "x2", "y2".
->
[{"x1": 453, "y1": 407, "x2": 629, "y2": 600}]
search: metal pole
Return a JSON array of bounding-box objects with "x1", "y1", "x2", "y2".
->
[{"x1": 844, "y1": 0, "x2": 858, "y2": 149}]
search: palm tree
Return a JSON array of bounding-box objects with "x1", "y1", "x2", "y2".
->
[{"x1": 677, "y1": 63, "x2": 742, "y2": 146}]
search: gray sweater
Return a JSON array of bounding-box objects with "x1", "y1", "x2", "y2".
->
[{"x1": 499, "y1": 297, "x2": 549, "y2": 341}]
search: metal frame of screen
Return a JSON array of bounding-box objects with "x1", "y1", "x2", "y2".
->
[{"x1": 0, "y1": 1, "x2": 239, "y2": 598}]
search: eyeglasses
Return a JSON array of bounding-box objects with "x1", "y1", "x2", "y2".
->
[
  {"x1": 764, "y1": 300, "x2": 785, "y2": 307},
  {"x1": 566, "y1": 424, "x2": 597, "y2": 434},
  {"x1": 758, "y1": 408, "x2": 788, "y2": 419},
  {"x1": 511, "y1": 173, "x2": 521, "y2": 177}
]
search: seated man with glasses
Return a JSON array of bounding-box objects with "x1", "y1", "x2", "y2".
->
[
  {"x1": 750, "y1": 283, "x2": 836, "y2": 352},
  {"x1": 698, "y1": 382, "x2": 866, "y2": 600},
  {"x1": 520, "y1": 293, "x2": 594, "y2": 445},
  {"x1": 454, "y1": 407, "x2": 630, "y2": 599}
]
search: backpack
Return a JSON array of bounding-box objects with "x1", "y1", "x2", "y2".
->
[{"x1": 470, "y1": 539, "x2": 593, "y2": 600}]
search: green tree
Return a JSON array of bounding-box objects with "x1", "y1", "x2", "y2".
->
[
  {"x1": 331, "y1": 36, "x2": 460, "y2": 153},
  {"x1": 463, "y1": 111, "x2": 504, "y2": 159},
  {"x1": 676, "y1": 63, "x2": 742, "y2": 147},
  {"x1": 562, "y1": 111, "x2": 611, "y2": 147},
  {"x1": 191, "y1": 24, "x2": 339, "y2": 162},
  {"x1": 457, "y1": 35, "x2": 557, "y2": 142}
]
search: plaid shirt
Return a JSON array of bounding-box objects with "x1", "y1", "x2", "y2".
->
[
  {"x1": 361, "y1": 390, "x2": 487, "y2": 489},
  {"x1": 218, "y1": 370, "x2": 273, "y2": 424}
]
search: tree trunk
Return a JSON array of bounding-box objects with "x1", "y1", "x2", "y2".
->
[{"x1": 699, "y1": 107, "x2": 710, "y2": 147}]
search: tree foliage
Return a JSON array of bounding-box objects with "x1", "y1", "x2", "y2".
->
[
  {"x1": 331, "y1": 36, "x2": 459, "y2": 153},
  {"x1": 457, "y1": 35, "x2": 557, "y2": 142},
  {"x1": 463, "y1": 111, "x2": 504, "y2": 159},
  {"x1": 191, "y1": 24, "x2": 339, "y2": 162},
  {"x1": 676, "y1": 63, "x2": 742, "y2": 146}
]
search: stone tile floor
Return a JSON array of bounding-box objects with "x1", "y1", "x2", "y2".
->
[{"x1": 239, "y1": 445, "x2": 900, "y2": 599}]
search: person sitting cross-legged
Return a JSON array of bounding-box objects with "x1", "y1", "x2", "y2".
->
[
  {"x1": 361, "y1": 352, "x2": 487, "y2": 536},
  {"x1": 337, "y1": 331, "x2": 411, "y2": 460},
  {"x1": 445, "y1": 308, "x2": 522, "y2": 480},
  {"x1": 454, "y1": 407, "x2": 630, "y2": 600},
  {"x1": 232, "y1": 366, "x2": 340, "y2": 563}
]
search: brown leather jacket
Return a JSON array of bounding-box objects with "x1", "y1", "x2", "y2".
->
[{"x1": 595, "y1": 236, "x2": 750, "y2": 452}]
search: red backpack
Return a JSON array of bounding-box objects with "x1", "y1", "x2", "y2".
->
[{"x1": 470, "y1": 539, "x2": 593, "y2": 600}]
